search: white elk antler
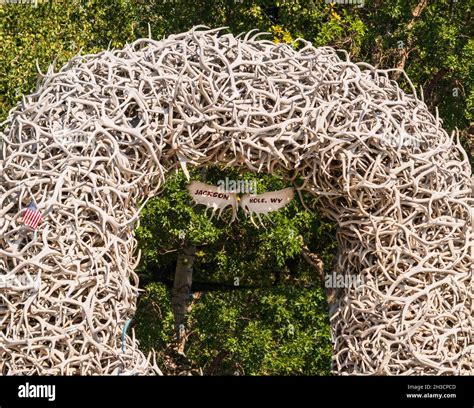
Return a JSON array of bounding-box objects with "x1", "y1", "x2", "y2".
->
[{"x1": 0, "y1": 27, "x2": 472, "y2": 375}]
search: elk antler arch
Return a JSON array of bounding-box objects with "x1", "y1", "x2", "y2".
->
[{"x1": 0, "y1": 27, "x2": 472, "y2": 375}]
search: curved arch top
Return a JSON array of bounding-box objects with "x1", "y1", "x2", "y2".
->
[{"x1": 0, "y1": 27, "x2": 472, "y2": 375}]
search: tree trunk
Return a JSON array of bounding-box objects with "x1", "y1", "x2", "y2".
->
[
  {"x1": 393, "y1": 0, "x2": 429, "y2": 79},
  {"x1": 300, "y1": 245, "x2": 325, "y2": 282},
  {"x1": 171, "y1": 241, "x2": 196, "y2": 354}
]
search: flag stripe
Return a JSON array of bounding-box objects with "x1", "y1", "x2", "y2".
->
[
  {"x1": 31, "y1": 215, "x2": 41, "y2": 227},
  {"x1": 29, "y1": 212, "x2": 37, "y2": 225},
  {"x1": 22, "y1": 204, "x2": 42, "y2": 229},
  {"x1": 30, "y1": 212, "x2": 41, "y2": 227},
  {"x1": 27, "y1": 211, "x2": 36, "y2": 225},
  {"x1": 24, "y1": 210, "x2": 33, "y2": 224}
]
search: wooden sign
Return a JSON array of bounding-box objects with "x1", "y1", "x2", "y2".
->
[
  {"x1": 188, "y1": 182, "x2": 294, "y2": 224},
  {"x1": 187, "y1": 181, "x2": 238, "y2": 220}
]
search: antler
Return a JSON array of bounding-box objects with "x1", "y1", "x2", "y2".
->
[{"x1": 0, "y1": 26, "x2": 472, "y2": 375}]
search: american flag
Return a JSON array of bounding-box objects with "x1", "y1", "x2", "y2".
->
[{"x1": 23, "y1": 201, "x2": 42, "y2": 230}]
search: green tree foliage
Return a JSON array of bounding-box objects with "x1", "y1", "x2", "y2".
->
[
  {"x1": 135, "y1": 282, "x2": 332, "y2": 375},
  {"x1": 360, "y1": 0, "x2": 473, "y2": 133},
  {"x1": 134, "y1": 166, "x2": 337, "y2": 374},
  {"x1": 186, "y1": 286, "x2": 331, "y2": 375},
  {"x1": 0, "y1": 0, "x2": 137, "y2": 120},
  {"x1": 136, "y1": 167, "x2": 337, "y2": 288},
  {"x1": 134, "y1": 282, "x2": 175, "y2": 353}
]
